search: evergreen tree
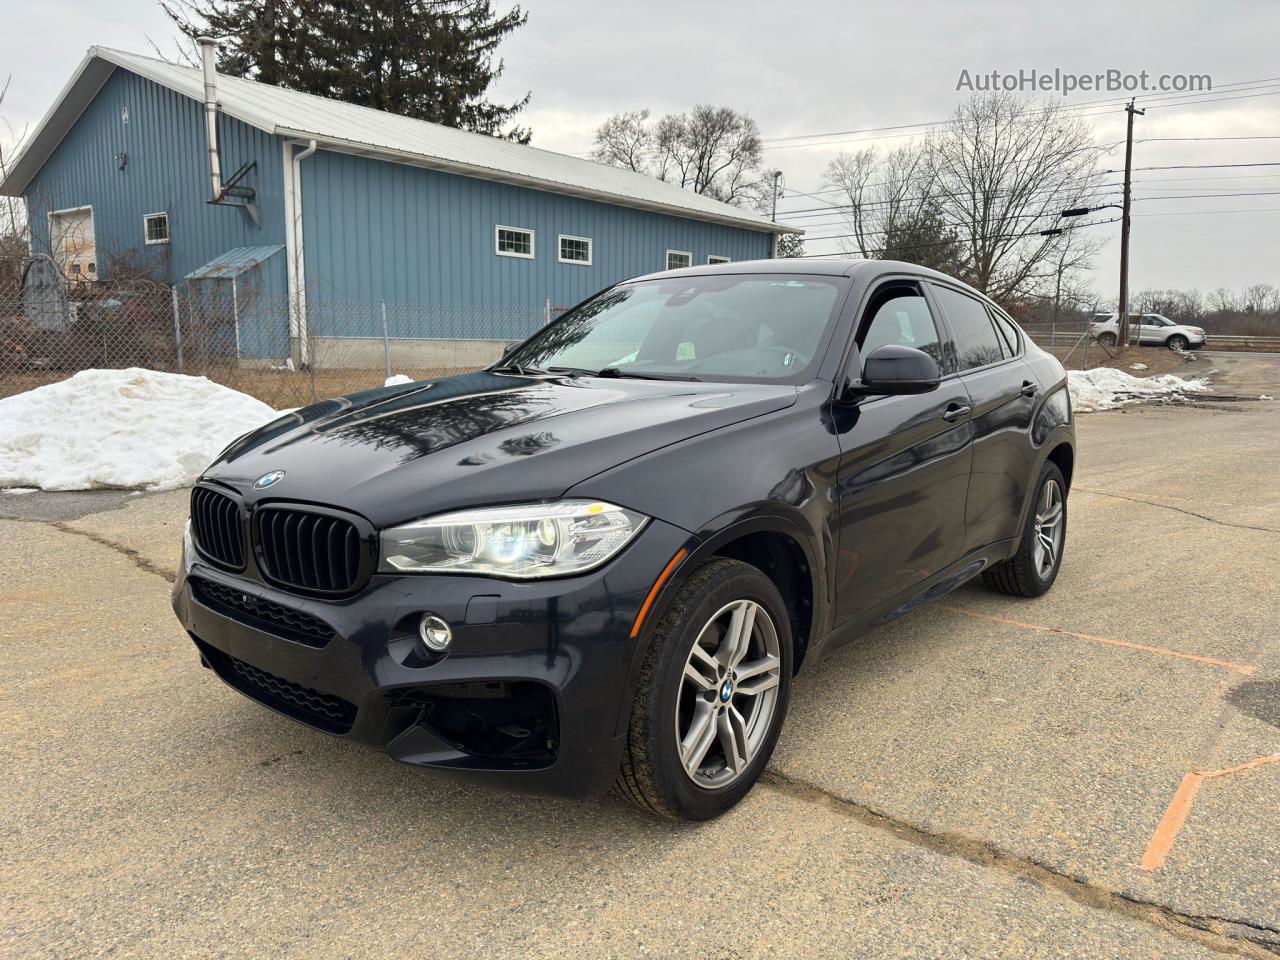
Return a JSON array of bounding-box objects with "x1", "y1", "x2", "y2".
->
[{"x1": 161, "y1": 0, "x2": 532, "y2": 141}]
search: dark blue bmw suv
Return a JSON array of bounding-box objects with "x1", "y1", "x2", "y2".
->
[{"x1": 172, "y1": 259, "x2": 1074, "y2": 820}]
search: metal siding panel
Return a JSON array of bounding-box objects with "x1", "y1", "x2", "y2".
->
[
  {"x1": 299, "y1": 151, "x2": 776, "y2": 339},
  {"x1": 23, "y1": 68, "x2": 286, "y2": 288}
]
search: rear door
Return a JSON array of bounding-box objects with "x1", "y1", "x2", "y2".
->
[
  {"x1": 832, "y1": 279, "x2": 973, "y2": 625},
  {"x1": 929, "y1": 284, "x2": 1037, "y2": 554}
]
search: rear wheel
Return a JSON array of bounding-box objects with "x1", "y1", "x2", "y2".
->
[
  {"x1": 1097, "y1": 331, "x2": 1118, "y2": 347},
  {"x1": 982, "y1": 461, "x2": 1067, "y2": 598},
  {"x1": 1167, "y1": 334, "x2": 1189, "y2": 351},
  {"x1": 617, "y1": 557, "x2": 792, "y2": 820}
]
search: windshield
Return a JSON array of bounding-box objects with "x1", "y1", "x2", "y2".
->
[{"x1": 503, "y1": 274, "x2": 847, "y2": 384}]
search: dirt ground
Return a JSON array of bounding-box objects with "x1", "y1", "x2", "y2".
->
[{"x1": 2, "y1": 357, "x2": 1279, "y2": 958}]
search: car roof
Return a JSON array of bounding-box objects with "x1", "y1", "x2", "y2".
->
[{"x1": 630, "y1": 258, "x2": 989, "y2": 292}]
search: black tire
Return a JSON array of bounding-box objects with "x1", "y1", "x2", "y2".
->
[
  {"x1": 616, "y1": 557, "x2": 793, "y2": 821},
  {"x1": 1097, "y1": 332, "x2": 1117, "y2": 347},
  {"x1": 1167, "y1": 335, "x2": 1189, "y2": 351},
  {"x1": 982, "y1": 461, "x2": 1067, "y2": 598}
]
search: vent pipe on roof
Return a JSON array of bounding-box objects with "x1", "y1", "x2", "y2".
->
[{"x1": 197, "y1": 37, "x2": 223, "y2": 200}]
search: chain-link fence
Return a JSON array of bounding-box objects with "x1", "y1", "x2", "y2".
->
[{"x1": 1, "y1": 274, "x2": 569, "y2": 409}]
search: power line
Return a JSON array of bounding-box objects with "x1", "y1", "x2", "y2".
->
[
  {"x1": 1136, "y1": 190, "x2": 1280, "y2": 201},
  {"x1": 760, "y1": 78, "x2": 1280, "y2": 150},
  {"x1": 779, "y1": 171, "x2": 1280, "y2": 213},
  {"x1": 795, "y1": 216, "x2": 1122, "y2": 257},
  {"x1": 1131, "y1": 161, "x2": 1280, "y2": 171},
  {"x1": 1141, "y1": 136, "x2": 1280, "y2": 142},
  {"x1": 1133, "y1": 206, "x2": 1280, "y2": 217}
]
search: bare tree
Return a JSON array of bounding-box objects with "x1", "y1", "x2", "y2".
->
[
  {"x1": 592, "y1": 104, "x2": 768, "y2": 208},
  {"x1": 926, "y1": 92, "x2": 1105, "y2": 301},
  {"x1": 823, "y1": 144, "x2": 961, "y2": 273},
  {"x1": 0, "y1": 76, "x2": 32, "y2": 299}
]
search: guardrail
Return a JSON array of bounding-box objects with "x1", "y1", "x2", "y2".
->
[{"x1": 1204, "y1": 335, "x2": 1280, "y2": 344}]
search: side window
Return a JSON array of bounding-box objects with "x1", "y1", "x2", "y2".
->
[
  {"x1": 858, "y1": 285, "x2": 945, "y2": 370},
  {"x1": 989, "y1": 308, "x2": 1022, "y2": 357},
  {"x1": 933, "y1": 285, "x2": 1006, "y2": 371}
]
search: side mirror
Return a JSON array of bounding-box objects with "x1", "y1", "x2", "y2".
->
[
  {"x1": 501, "y1": 341, "x2": 520, "y2": 358},
  {"x1": 847, "y1": 344, "x2": 941, "y2": 397}
]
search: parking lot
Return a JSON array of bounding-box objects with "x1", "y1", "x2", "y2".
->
[{"x1": 3, "y1": 353, "x2": 1278, "y2": 959}]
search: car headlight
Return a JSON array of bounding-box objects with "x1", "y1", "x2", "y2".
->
[{"x1": 379, "y1": 500, "x2": 648, "y2": 579}]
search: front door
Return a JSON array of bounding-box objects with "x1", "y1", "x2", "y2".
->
[{"x1": 832, "y1": 281, "x2": 973, "y2": 625}]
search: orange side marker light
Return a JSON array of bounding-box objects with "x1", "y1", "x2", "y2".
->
[{"x1": 630, "y1": 549, "x2": 688, "y2": 639}]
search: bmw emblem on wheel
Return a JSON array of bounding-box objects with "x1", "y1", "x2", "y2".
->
[{"x1": 253, "y1": 470, "x2": 286, "y2": 490}]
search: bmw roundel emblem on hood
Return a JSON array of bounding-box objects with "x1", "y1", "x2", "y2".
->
[{"x1": 253, "y1": 470, "x2": 286, "y2": 490}]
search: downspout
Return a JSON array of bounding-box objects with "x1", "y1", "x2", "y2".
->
[
  {"x1": 197, "y1": 37, "x2": 223, "y2": 201},
  {"x1": 286, "y1": 139, "x2": 317, "y2": 366}
]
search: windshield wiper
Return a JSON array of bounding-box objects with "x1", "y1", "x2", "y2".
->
[
  {"x1": 595, "y1": 367, "x2": 702, "y2": 382},
  {"x1": 492, "y1": 361, "x2": 551, "y2": 376}
]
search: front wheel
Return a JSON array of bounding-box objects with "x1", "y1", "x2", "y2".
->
[
  {"x1": 617, "y1": 557, "x2": 792, "y2": 820},
  {"x1": 982, "y1": 461, "x2": 1067, "y2": 598},
  {"x1": 1167, "y1": 335, "x2": 1189, "y2": 351}
]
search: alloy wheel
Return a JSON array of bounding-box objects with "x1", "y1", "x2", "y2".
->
[
  {"x1": 675, "y1": 599, "x2": 782, "y2": 789},
  {"x1": 1033, "y1": 479, "x2": 1065, "y2": 578}
]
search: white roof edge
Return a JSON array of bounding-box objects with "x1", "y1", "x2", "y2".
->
[
  {"x1": 0, "y1": 49, "x2": 115, "y2": 196},
  {"x1": 2, "y1": 46, "x2": 803, "y2": 237}
]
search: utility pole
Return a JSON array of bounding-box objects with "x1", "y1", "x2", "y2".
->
[
  {"x1": 770, "y1": 170, "x2": 783, "y2": 223},
  {"x1": 1118, "y1": 99, "x2": 1144, "y2": 348}
]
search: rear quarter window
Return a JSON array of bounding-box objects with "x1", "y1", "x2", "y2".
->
[{"x1": 932, "y1": 285, "x2": 1007, "y2": 371}]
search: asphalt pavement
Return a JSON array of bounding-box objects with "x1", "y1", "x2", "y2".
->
[{"x1": 3, "y1": 359, "x2": 1279, "y2": 959}]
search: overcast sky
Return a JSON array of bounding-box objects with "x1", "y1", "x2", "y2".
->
[{"x1": 3, "y1": 0, "x2": 1277, "y2": 301}]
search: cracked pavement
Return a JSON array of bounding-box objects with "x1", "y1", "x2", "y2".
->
[{"x1": 3, "y1": 357, "x2": 1278, "y2": 958}]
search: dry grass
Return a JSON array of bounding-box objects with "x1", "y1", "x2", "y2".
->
[{"x1": 0, "y1": 364, "x2": 476, "y2": 408}]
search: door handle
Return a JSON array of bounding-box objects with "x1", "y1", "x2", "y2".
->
[
  {"x1": 1021, "y1": 380, "x2": 1038, "y2": 398},
  {"x1": 942, "y1": 402, "x2": 971, "y2": 422}
]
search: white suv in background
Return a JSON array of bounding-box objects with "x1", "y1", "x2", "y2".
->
[{"x1": 1090, "y1": 313, "x2": 1206, "y2": 351}]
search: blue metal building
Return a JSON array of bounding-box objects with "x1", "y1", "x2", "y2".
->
[{"x1": 1, "y1": 46, "x2": 797, "y2": 361}]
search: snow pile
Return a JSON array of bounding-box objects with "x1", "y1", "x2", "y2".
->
[
  {"x1": 0, "y1": 368, "x2": 280, "y2": 491},
  {"x1": 384, "y1": 374, "x2": 414, "y2": 386},
  {"x1": 1068, "y1": 367, "x2": 1210, "y2": 412}
]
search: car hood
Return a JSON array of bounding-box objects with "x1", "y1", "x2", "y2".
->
[{"x1": 203, "y1": 371, "x2": 798, "y2": 527}]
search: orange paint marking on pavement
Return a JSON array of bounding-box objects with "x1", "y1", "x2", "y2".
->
[
  {"x1": 1140, "y1": 753, "x2": 1280, "y2": 872},
  {"x1": 1202, "y1": 752, "x2": 1280, "y2": 779},
  {"x1": 1139, "y1": 773, "x2": 1204, "y2": 872},
  {"x1": 940, "y1": 606, "x2": 1256, "y2": 675}
]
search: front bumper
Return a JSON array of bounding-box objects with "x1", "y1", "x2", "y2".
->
[{"x1": 171, "y1": 518, "x2": 691, "y2": 798}]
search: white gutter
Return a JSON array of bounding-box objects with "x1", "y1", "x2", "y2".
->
[
  {"x1": 283, "y1": 138, "x2": 317, "y2": 366},
  {"x1": 197, "y1": 37, "x2": 223, "y2": 200}
]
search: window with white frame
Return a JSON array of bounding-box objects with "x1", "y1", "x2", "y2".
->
[
  {"x1": 707, "y1": 255, "x2": 730, "y2": 264},
  {"x1": 666, "y1": 249, "x2": 692, "y2": 270},
  {"x1": 496, "y1": 224, "x2": 535, "y2": 259},
  {"x1": 558, "y1": 234, "x2": 592, "y2": 265},
  {"x1": 144, "y1": 212, "x2": 170, "y2": 244}
]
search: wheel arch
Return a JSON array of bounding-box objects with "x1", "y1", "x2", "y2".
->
[
  {"x1": 1046, "y1": 440, "x2": 1074, "y2": 491},
  {"x1": 613, "y1": 514, "x2": 826, "y2": 739},
  {"x1": 708, "y1": 527, "x2": 817, "y2": 674}
]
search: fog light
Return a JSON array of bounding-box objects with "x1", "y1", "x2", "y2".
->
[{"x1": 418, "y1": 613, "x2": 452, "y2": 652}]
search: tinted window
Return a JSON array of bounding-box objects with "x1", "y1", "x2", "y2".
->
[
  {"x1": 509, "y1": 275, "x2": 846, "y2": 384},
  {"x1": 859, "y1": 290, "x2": 944, "y2": 369},
  {"x1": 989, "y1": 309, "x2": 1021, "y2": 356},
  {"x1": 934, "y1": 286, "x2": 1006, "y2": 371}
]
